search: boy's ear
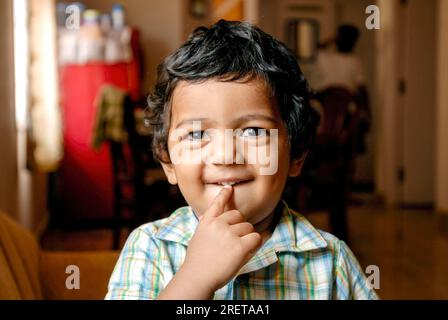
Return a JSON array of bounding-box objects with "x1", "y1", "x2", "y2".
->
[
  {"x1": 160, "y1": 161, "x2": 178, "y2": 185},
  {"x1": 288, "y1": 150, "x2": 309, "y2": 177}
]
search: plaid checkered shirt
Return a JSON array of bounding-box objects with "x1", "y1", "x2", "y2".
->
[{"x1": 105, "y1": 200, "x2": 379, "y2": 300}]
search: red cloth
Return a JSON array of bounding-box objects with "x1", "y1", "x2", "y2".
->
[{"x1": 58, "y1": 47, "x2": 141, "y2": 221}]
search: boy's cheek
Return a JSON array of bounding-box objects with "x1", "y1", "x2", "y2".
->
[{"x1": 167, "y1": 143, "x2": 204, "y2": 166}]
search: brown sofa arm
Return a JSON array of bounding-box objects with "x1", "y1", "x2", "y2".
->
[{"x1": 40, "y1": 251, "x2": 119, "y2": 300}]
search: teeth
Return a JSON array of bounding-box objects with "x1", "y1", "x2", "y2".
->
[{"x1": 220, "y1": 181, "x2": 237, "y2": 186}]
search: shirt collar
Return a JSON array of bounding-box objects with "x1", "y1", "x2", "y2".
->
[
  {"x1": 237, "y1": 200, "x2": 328, "y2": 274},
  {"x1": 154, "y1": 200, "x2": 327, "y2": 255},
  {"x1": 267, "y1": 200, "x2": 328, "y2": 253}
]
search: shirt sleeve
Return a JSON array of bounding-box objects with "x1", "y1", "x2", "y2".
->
[
  {"x1": 105, "y1": 227, "x2": 165, "y2": 300},
  {"x1": 333, "y1": 240, "x2": 380, "y2": 300},
  {"x1": 352, "y1": 56, "x2": 366, "y2": 87}
]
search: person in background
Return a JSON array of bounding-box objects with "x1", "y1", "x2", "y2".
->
[{"x1": 311, "y1": 24, "x2": 371, "y2": 155}]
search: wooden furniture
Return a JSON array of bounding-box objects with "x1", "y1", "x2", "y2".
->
[
  {"x1": 0, "y1": 211, "x2": 119, "y2": 300},
  {"x1": 286, "y1": 86, "x2": 360, "y2": 243}
]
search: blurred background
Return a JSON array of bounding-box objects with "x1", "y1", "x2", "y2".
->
[{"x1": 0, "y1": 0, "x2": 447, "y2": 300}]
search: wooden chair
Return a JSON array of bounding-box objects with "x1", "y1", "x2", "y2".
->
[{"x1": 285, "y1": 86, "x2": 360, "y2": 243}]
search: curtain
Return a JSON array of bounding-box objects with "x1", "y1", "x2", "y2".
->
[{"x1": 29, "y1": 0, "x2": 62, "y2": 172}]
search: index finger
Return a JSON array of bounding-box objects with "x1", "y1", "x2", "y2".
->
[{"x1": 204, "y1": 185, "x2": 233, "y2": 218}]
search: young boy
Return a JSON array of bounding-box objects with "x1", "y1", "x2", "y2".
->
[{"x1": 105, "y1": 20, "x2": 378, "y2": 300}]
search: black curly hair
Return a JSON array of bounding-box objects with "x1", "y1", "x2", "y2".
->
[{"x1": 147, "y1": 19, "x2": 318, "y2": 164}]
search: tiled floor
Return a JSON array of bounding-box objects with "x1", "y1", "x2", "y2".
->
[{"x1": 41, "y1": 202, "x2": 448, "y2": 299}]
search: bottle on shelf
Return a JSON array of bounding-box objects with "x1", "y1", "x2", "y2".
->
[{"x1": 77, "y1": 9, "x2": 105, "y2": 64}]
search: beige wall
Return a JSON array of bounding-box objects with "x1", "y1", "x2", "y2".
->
[
  {"x1": 258, "y1": 0, "x2": 335, "y2": 43},
  {"x1": 402, "y1": 0, "x2": 436, "y2": 204},
  {"x1": 375, "y1": 0, "x2": 402, "y2": 205},
  {"x1": 375, "y1": 0, "x2": 439, "y2": 206},
  {"x1": 436, "y1": 0, "x2": 448, "y2": 213},
  {"x1": 184, "y1": 1, "x2": 213, "y2": 39},
  {"x1": 0, "y1": 0, "x2": 18, "y2": 221}
]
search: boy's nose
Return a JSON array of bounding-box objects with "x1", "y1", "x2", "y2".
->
[{"x1": 203, "y1": 130, "x2": 243, "y2": 165}]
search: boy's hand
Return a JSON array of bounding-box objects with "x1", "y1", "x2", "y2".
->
[{"x1": 181, "y1": 186, "x2": 262, "y2": 295}]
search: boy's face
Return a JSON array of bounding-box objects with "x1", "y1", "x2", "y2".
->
[{"x1": 160, "y1": 78, "x2": 305, "y2": 227}]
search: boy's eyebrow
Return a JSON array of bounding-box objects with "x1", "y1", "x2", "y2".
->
[
  {"x1": 175, "y1": 118, "x2": 216, "y2": 129},
  {"x1": 231, "y1": 114, "x2": 278, "y2": 125},
  {"x1": 175, "y1": 114, "x2": 278, "y2": 129}
]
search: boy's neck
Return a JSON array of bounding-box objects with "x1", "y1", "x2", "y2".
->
[{"x1": 253, "y1": 202, "x2": 283, "y2": 244}]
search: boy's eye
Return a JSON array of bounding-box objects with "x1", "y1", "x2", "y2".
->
[
  {"x1": 186, "y1": 130, "x2": 208, "y2": 140},
  {"x1": 241, "y1": 127, "x2": 268, "y2": 137}
]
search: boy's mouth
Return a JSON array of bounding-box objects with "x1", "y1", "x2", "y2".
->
[{"x1": 206, "y1": 177, "x2": 253, "y2": 187}]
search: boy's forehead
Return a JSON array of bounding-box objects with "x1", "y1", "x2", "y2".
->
[
  {"x1": 173, "y1": 77, "x2": 270, "y2": 98},
  {"x1": 170, "y1": 78, "x2": 278, "y2": 123}
]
